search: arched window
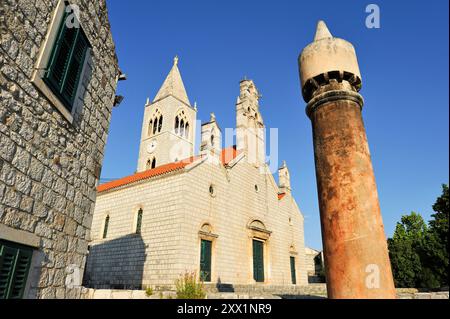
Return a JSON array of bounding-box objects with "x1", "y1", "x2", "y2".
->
[
  {"x1": 180, "y1": 119, "x2": 184, "y2": 136},
  {"x1": 158, "y1": 115, "x2": 163, "y2": 132},
  {"x1": 151, "y1": 158, "x2": 156, "y2": 169},
  {"x1": 136, "y1": 209, "x2": 143, "y2": 234},
  {"x1": 185, "y1": 122, "x2": 189, "y2": 138},
  {"x1": 146, "y1": 159, "x2": 152, "y2": 170},
  {"x1": 103, "y1": 215, "x2": 110, "y2": 239},
  {"x1": 175, "y1": 116, "x2": 179, "y2": 134},
  {"x1": 148, "y1": 120, "x2": 153, "y2": 136},
  {"x1": 175, "y1": 110, "x2": 188, "y2": 137},
  {"x1": 150, "y1": 109, "x2": 162, "y2": 135},
  {"x1": 211, "y1": 134, "x2": 215, "y2": 147},
  {"x1": 152, "y1": 118, "x2": 158, "y2": 134}
]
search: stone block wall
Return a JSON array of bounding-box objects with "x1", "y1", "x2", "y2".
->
[
  {"x1": 181, "y1": 158, "x2": 308, "y2": 286},
  {"x1": 85, "y1": 172, "x2": 187, "y2": 289},
  {"x1": 85, "y1": 155, "x2": 308, "y2": 289},
  {"x1": 0, "y1": 0, "x2": 119, "y2": 298},
  {"x1": 137, "y1": 95, "x2": 197, "y2": 171}
]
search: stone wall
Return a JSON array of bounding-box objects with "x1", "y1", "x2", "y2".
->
[
  {"x1": 396, "y1": 288, "x2": 449, "y2": 299},
  {"x1": 181, "y1": 158, "x2": 308, "y2": 286},
  {"x1": 0, "y1": 0, "x2": 119, "y2": 298},
  {"x1": 80, "y1": 285, "x2": 449, "y2": 299},
  {"x1": 85, "y1": 172, "x2": 185, "y2": 289},
  {"x1": 137, "y1": 95, "x2": 197, "y2": 172}
]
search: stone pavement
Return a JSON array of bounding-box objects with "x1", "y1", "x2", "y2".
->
[{"x1": 80, "y1": 284, "x2": 449, "y2": 299}]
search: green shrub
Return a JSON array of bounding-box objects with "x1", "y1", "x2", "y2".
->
[
  {"x1": 145, "y1": 287, "x2": 153, "y2": 296},
  {"x1": 175, "y1": 271, "x2": 206, "y2": 299}
]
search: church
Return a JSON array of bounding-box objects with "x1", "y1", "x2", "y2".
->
[{"x1": 83, "y1": 57, "x2": 308, "y2": 289}]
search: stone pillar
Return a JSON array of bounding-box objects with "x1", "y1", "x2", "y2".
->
[{"x1": 298, "y1": 21, "x2": 396, "y2": 299}]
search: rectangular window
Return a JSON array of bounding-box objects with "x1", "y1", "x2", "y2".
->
[
  {"x1": 0, "y1": 240, "x2": 33, "y2": 299},
  {"x1": 136, "y1": 209, "x2": 143, "y2": 234},
  {"x1": 43, "y1": 5, "x2": 90, "y2": 112},
  {"x1": 199, "y1": 240, "x2": 212, "y2": 282},
  {"x1": 252, "y1": 239, "x2": 264, "y2": 282},
  {"x1": 103, "y1": 216, "x2": 109, "y2": 239},
  {"x1": 290, "y1": 256, "x2": 297, "y2": 284}
]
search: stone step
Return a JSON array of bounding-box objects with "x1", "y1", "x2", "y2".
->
[{"x1": 203, "y1": 283, "x2": 328, "y2": 296}]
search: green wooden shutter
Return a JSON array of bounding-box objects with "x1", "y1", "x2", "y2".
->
[
  {"x1": 45, "y1": 11, "x2": 73, "y2": 91},
  {"x1": 200, "y1": 240, "x2": 211, "y2": 282},
  {"x1": 0, "y1": 240, "x2": 33, "y2": 299},
  {"x1": 44, "y1": 7, "x2": 90, "y2": 112},
  {"x1": 290, "y1": 256, "x2": 297, "y2": 284},
  {"x1": 0, "y1": 245, "x2": 16, "y2": 298},
  {"x1": 253, "y1": 240, "x2": 264, "y2": 282},
  {"x1": 61, "y1": 31, "x2": 88, "y2": 107}
]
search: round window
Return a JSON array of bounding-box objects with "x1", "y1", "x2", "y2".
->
[{"x1": 209, "y1": 184, "x2": 216, "y2": 197}]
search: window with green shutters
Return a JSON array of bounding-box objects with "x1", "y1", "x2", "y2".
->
[
  {"x1": 0, "y1": 240, "x2": 33, "y2": 299},
  {"x1": 290, "y1": 256, "x2": 297, "y2": 284},
  {"x1": 136, "y1": 209, "x2": 143, "y2": 234},
  {"x1": 43, "y1": 6, "x2": 90, "y2": 112},
  {"x1": 252, "y1": 239, "x2": 264, "y2": 282},
  {"x1": 199, "y1": 240, "x2": 212, "y2": 282}
]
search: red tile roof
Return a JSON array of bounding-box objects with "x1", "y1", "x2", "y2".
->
[
  {"x1": 221, "y1": 145, "x2": 239, "y2": 165},
  {"x1": 278, "y1": 193, "x2": 286, "y2": 200},
  {"x1": 97, "y1": 155, "x2": 200, "y2": 193},
  {"x1": 97, "y1": 146, "x2": 241, "y2": 193}
]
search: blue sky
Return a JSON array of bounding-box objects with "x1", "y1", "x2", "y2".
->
[{"x1": 103, "y1": 0, "x2": 449, "y2": 250}]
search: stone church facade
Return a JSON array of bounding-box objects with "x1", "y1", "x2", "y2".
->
[{"x1": 84, "y1": 58, "x2": 308, "y2": 289}]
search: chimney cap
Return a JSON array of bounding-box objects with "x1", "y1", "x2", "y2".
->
[
  {"x1": 314, "y1": 20, "x2": 332, "y2": 41},
  {"x1": 298, "y1": 20, "x2": 362, "y2": 100}
]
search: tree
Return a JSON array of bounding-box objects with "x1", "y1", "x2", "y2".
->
[
  {"x1": 420, "y1": 184, "x2": 449, "y2": 288},
  {"x1": 388, "y1": 212, "x2": 427, "y2": 287},
  {"x1": 388, "y1": 184, "x2": 449, "y2": 289}
]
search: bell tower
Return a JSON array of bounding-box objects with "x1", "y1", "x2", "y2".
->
[
  {"x1": 200, "y1": 113, "x2": 222, "y2": 157},
  {"x1": 137, "y1": 57, "x2": 197, "y2": 172},
  {"x1": 235, "y1": 79, "x2": 266, "y2": 166},
  {"x1": 278, "y1": 161, "x2": 291, "y2": 194}
]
